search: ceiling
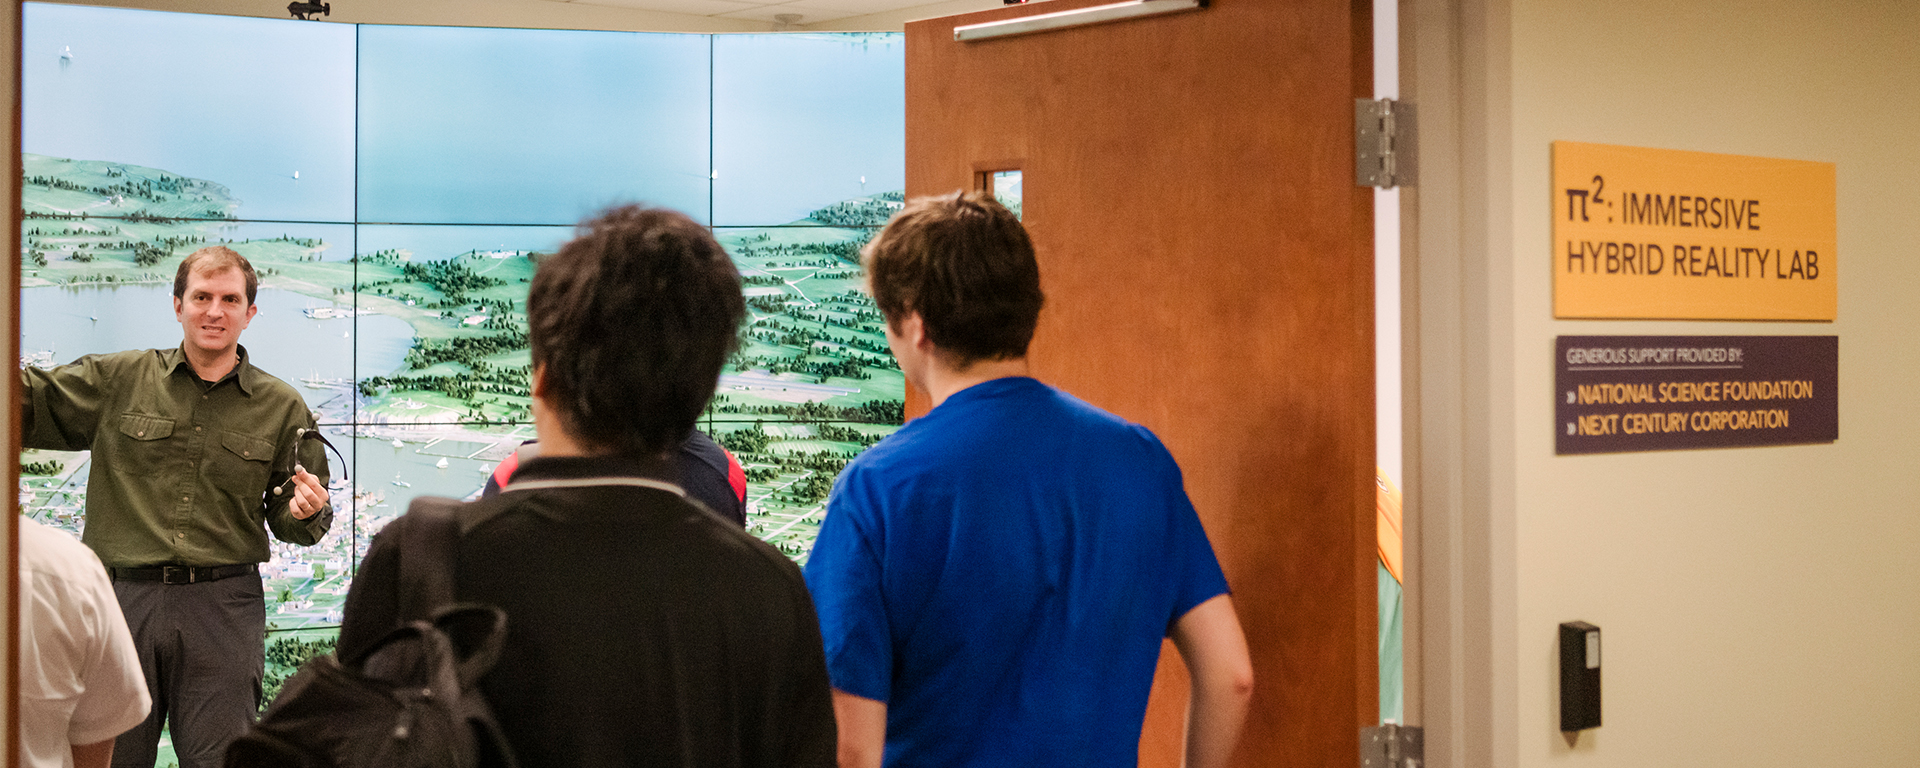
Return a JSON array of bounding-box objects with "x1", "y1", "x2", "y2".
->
[
  {"x1": 542, "y1": 0, "x2": 1004, "y2": 28},
  {"x1": 32, "y1": 0, "x2": 1015, "y2": 33}
]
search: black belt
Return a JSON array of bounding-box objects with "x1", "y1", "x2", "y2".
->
[{"x1": 110, "y1": 563, "x2": 257, "y2": 585}]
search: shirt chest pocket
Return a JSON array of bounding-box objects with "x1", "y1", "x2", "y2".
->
[
  {"x1": 117, "y1": 413, "x2": 174, "y2": 442},
  {"x1": 218, "y1": 430, "x2": 278, "y2": 492},
  {"x1": 110, "y1": 413, "x2": 180, "y2": 475},
  {"x1": 220, "y1": 430, "x2": 275, "y2": 464}
]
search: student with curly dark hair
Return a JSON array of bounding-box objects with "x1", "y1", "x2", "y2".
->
[{"x1": 339, "y1": 205, "x2": 834, "y2": 768}]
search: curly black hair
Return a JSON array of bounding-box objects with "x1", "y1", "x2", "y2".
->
[{"x1": 528, "y1": 205, "x2": 745, "y2": 456}]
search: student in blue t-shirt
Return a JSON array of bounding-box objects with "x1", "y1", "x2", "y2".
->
[{"x1": 803, "y1": 191, "x2": 1254, "y2": 768}]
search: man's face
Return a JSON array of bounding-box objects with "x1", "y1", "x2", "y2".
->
[{"x1": 173, "y1": 266, "x2": 257, "y2": 357}]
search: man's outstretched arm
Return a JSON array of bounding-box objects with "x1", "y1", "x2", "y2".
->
[{"x1": 1169, "y1": 594, "x2": 1255, "y2": 768}]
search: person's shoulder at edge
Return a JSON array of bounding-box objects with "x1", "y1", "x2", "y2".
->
[
  {"x1": 17, "y1": 518, "x2": 152, "y2": 764},
  {"x1": 679, "y1": 429, "x2": 729, "y2": 467},
  {"x1": 18, "y1": 516, "x2": 98, "y2": 573}
]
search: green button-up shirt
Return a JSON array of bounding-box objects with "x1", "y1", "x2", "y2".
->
[{"x1": 20, "y1": 344, "x2": 333, "y2": 568}]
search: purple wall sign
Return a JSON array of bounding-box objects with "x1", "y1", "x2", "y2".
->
[{"x1": 1556, "y1": 335, "x2": 1837, "y2": 455}]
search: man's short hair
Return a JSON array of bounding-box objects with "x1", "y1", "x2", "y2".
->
[
  {"x1": 173, "y1": 246, "x2": 258, "y2": 306},
  {"x1": 862, "y1": 190, "x2": 1043, "y2": 367},
  {"x1": 529, "y1": 205, "x2": 745, "y2": 457}
]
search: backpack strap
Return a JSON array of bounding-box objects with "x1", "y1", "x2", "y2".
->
[
  {"x1": 394, "y1": 496, "x2": 515, "y2": 687},
  {"x1": 388, "y1": 499, "x2": 526, "y2": 768},
  {"x1": 396, "y1": 496, "x2": 464, "y2": 624}
]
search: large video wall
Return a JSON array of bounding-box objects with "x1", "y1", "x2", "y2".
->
[{"x1": 18, "y1": 4, "x2": 906, "y2": 636}]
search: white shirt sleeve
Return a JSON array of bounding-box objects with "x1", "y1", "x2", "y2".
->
[{"x1": 17, "y1": 520, "x2": 152, "y2": 766}]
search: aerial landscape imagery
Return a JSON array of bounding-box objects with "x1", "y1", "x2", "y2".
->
[
  {"x1": 19, "y1": 6, "x2": 907, "y2": 747},
  {"x1": 19, "y1": 153, "x2": 908, "y2": 596}
]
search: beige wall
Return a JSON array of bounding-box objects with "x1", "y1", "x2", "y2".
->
[
  {"x1": 1510, "y1": 0, "x2": 1920, "y2": 763},
  {"x1": 1412, "y1": 0, "x2": 1920, "y2": 765}
]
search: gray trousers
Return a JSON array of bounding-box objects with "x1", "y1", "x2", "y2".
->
[{"x1": 110, "y1": 575, "x2": 265, "y2": 768}]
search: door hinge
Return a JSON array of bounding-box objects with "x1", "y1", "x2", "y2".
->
[
  {"x1": 1355, "y1": 98, "x2": 1417, "y2": 189},
  {"x1": 1361, "y1": 723, "x2": 1424, "y2": 768}
]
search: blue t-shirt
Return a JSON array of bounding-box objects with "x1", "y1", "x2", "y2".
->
[{"x1": 804, "y1": 377, "x2": 1229, "y2": 768}]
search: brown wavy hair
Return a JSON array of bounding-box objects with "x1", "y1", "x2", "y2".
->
[{"x1": 862, "y1": 190, "x2": 1043, "y2": 368}]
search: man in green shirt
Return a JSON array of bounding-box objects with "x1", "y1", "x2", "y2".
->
[{"x1": 21, "y1": 246, "x2": 332, "y2": 768}]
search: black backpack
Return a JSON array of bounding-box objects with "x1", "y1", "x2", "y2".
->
[{"x1": 226, "y1": 498, "x2": 521, "y2": 768}]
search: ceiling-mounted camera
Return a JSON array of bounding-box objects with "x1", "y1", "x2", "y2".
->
[{"x1": 288, "y1": 1, "x2": 329, "y2": 20}]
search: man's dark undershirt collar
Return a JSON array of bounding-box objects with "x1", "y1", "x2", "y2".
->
[{"x1": 165, "y1": 343, "x2": 259, "y2": 396}]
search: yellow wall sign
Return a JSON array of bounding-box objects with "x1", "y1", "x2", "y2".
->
[{"x1": 1552, "y1": 142, "x2": 1836, "y2": 320}]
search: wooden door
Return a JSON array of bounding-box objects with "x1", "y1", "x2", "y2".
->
[{"x1": 906, "y1": 1, "x2": 1376, "y2": 765}]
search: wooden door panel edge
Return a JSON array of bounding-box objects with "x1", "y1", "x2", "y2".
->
[{"x1": 907, "y1": 0, "x2": 1376, "y2": 765}]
